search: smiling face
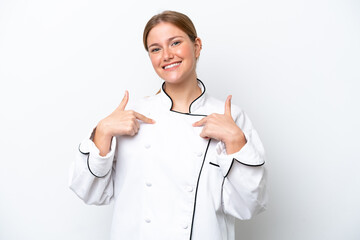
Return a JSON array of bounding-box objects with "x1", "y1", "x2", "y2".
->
[{"x1": 147, "y1": 22, "x2": 202, "y2": 85}]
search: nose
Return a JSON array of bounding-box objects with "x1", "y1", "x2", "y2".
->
[{"x1": 163, "y1": 47, "x2": 173, "y2": 61}]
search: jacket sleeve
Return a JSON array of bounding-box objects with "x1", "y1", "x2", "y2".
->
[
  {"x1": 215, "y1": 109, "x2": 267, "y2": 220},
  {"x1": 68, "y1": 129, "x2": 117, "y2": 205}
]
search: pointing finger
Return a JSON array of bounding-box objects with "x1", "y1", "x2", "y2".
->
[
  {"x1": 192, "y1": 117, "x2": 207, "y2": 127},
  {"x1": 134, "y1": 112, "x2": 155, "y2": 124},
  {"x1": 117, "y1": 90, "x2": 129, "y2": 111},
  {"x1": 224, "y1": 95, "x2": 232, "y2": 116}
]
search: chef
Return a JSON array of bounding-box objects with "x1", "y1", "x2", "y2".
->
[{"x1": 69, "y1": 10, "x2": 267, "y2": 240}]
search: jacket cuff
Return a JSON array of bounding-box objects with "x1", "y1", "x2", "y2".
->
[
  {"x1": 78, "y1": 132, "x2": 117, "y2": 178},
  {"x1": 216, "y1": 140, "x2": 265, "y2": 178}
]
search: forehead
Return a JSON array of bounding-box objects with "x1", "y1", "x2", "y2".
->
[{"x1": 147, "y1": 22, "x2": 187, "y2": 44}]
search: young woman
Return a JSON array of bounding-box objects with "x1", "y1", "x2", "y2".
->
[{"x1": 69, "y1": 10, "x2": 267, "y2": 240}]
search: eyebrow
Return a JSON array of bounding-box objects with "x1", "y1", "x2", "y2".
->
[{"x1": 148, "y1": 36, "x2": 184, "y2": 49}]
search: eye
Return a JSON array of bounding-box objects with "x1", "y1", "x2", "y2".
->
[
  {"x1": 171, "y1": 41, "x2": 181, "y2": 46},
  {"x1": 150, "y1": 47, "x2": 161, "y2": 53}
]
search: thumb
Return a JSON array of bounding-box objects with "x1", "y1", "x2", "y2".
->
[
  {"x1": 117, "y1": 90, "x2": 129, "y2": 111},
  {"x1": 224, "y1": 95, "x2": 232, "y2": 116}
]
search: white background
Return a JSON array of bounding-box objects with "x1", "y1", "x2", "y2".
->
[{"x1": 0, "y1": 0, "x2": 359, "y2": 239}]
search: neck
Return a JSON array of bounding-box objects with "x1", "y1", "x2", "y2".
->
[{"x1": 164, "y1": 77, "x2": 202, "y2": 113}]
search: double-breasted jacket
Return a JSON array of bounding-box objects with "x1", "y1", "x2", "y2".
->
[{"x1": 69, "y1": 80, "x2": 267, "y2": 240}]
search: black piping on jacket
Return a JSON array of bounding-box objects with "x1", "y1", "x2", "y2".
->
[
  {"x1": 78, "y1": 144, "x2": 110, "y2": 178},
  {"x1": 189, "y1": 139, "x2": 211, "y2": 240},
  {"x1": 162, "y1": 78, "x2": 210, "y2": 239},
  {"x1": 225, "y1": 158, "x2": 265, "y2": 178},
  {"x1": 161, "y1": 78, "x2": 207, "y2": 117},
  {"x1": 77, "y1": 78, "x2": 264, "y2": 240}
]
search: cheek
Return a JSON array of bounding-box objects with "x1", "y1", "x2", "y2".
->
[
  {"x1": 182, "y1": 46, "x2": 193, "y2": 57},
  {"x1": 179, "y1": 45, "x2": 196, "y2": 61},
  {"x1": 150, "y1": 55, "x2": 160, "y2": 68}
]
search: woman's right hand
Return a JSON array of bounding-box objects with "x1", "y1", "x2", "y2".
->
[{"x1": 93, "y1": 91, "x2": 155, "y2": 156}]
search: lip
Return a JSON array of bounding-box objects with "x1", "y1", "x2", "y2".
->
[{"x1": 162, "y1": 61, "x2": 182, "y2": 70}]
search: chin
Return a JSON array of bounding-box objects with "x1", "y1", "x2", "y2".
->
[
  {"x1": 163, "y1": 77, "x2": 189, "y2": 85},
  {"x1": 158, "y1": 72, "x2": 183, "y2": 84},
  {"x1": 159, "y1": 71, "x2": 195, "y2": 85}
]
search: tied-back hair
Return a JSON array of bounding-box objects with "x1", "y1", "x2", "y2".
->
[{"x1": 143, "y1": 10, "x2": 198, "y2": 51}]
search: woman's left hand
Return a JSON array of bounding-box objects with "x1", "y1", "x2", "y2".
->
[{"x1": 192, "y1": 95, "x2": 247, "y2": 154}]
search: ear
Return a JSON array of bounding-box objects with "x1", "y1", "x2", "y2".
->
[{"x1": 194, "y1": 37, "x2": 202, "y2": 58}]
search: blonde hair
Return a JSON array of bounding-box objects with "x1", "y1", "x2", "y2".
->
[{"x1": 143, "y1": 10, "x2": 197, "y2": 51}]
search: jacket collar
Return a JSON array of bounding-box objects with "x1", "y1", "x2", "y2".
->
[{"x1": 159, "y1": 79, "x2": 207, "y2": 114}]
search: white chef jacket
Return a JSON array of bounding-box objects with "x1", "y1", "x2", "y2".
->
[{"x1": 69, "y1": 79, "x2": 267, "y2": 240}]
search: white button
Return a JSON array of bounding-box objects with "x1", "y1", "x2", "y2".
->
[
  {"x1": 186, "y1": 186, "x2": 193, "y2": 192},
  {"x1": 145, "y1": 218, "x2": 151, "y2": 223},
  {"x1": 146, "y1": 182, "x2": 152, "y2": 187},
  {"x1": 144, "y1": 143, "x2": 151, "y2": 149},
  {"x1": 182, "y1": 224, "x2": 188, "y2": 229}
]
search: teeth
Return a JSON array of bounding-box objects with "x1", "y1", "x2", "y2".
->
[{"x1": 164, "y1": 62, "x2": 180, "y2": 69}]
